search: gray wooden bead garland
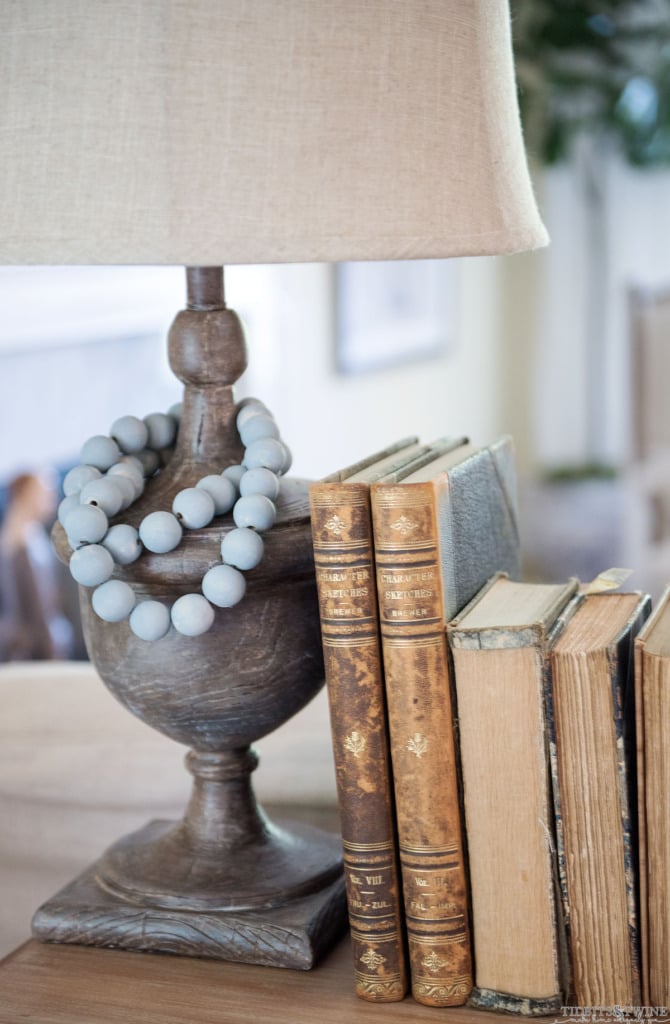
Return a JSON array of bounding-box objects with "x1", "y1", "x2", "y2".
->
[{"x1": 61, "y1": 400, "x2": 291, "y2": 641}]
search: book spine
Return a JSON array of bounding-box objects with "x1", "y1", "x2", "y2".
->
[
  {"x1": 638, "y1": 646, "x2": 670, "y2": 1008},
  {"x1": 370, "y1": 481, "x2": 472, "y2": 1007},
  {"x1": 635, "y1": 635, "x2": 650, "y2": 1008},
  {"x1": 543, "y1": 637, "x2": 574, "y2": 1005},
  {"x1": 309, "y1": 482, "x2": 408, "y2": 1002},
  {"x1": 611, "y1": 609, "x2": 649, "y2": 1007}
]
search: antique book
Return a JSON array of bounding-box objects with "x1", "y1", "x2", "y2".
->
[
  {"x1": 370, "y1": 436, "x2": 520, "y2": 1007},
  {"x1": 548, "y1": 590, "x2": 650, "y2": 1008},
  {"x1": 309, "y1": 436, "x2": 463, "y2": 1002},
  {"x1": 448, "y1": 574, "x2": 578, "y2": 1015},
  {"x1": 635, "y1": 585, "x2": 670, "y2": 1007}
]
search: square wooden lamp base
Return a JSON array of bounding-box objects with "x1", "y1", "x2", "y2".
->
[{"x1": 32, "y1": 825, "x2": 348, "y2": 970}]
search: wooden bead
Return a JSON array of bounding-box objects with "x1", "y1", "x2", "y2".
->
[
  {"x1": 108, "y1": 463, "x2": 144, "y2": 500},
  {"x1": 92, "y1": 580, "x2": 136, "y2": 622},
  {"x1": 63, "y1": 464, "x2": 102, "y2": 496},
  {"x1": 196, "y1": 475, "x2": 236, "y2": 515},
  {"x1": 106, "y1": 473, "x2": 136, "y2": 511},
  {"x1": 69, "y1": 544, "x2": 115, "y2": 587},
  {"x1": 222, "y1": 464, "x2": 245, "y2": 489},
  {"x1": 102, "y1": 524, "x2": 142, "y2": 565},
  {"x1": 243, "y1": 438, "x2": 285, "y2": 473},
  {"x1": 239, "y1": 467, "x2": 279, "y2": 500},
  {"x1": 239, "y1": 414, "x2": 280, "y2": 447},
  {"x1": 58, "y1": 494, "x2": 81, "y2": 526},
  {"x1": 172, "y1": 487, "x2": 215, "y2": 529},
  {"x1": 118, "y1": 454, "x2": 145, "y2": 475},
  {"x1": 110, "y1": 415, "x2": 149, "y2": 454},
  {"x1": 139, "y1": 511, "x2": 183, "y2": 553},
  {"x1": 233, "y1": 494, "x2": 276, "y2": 532},
  {"x1": 279, "y1": 442, "x2": 292, "y2": 474},
  {"x1": 170, "y1": 594, "x2": 215, "y2": 636},
  {"x1": 129, "y1": 601, "x2": 171, "y2": 641},
  {"x1": 236, "y1": 399, "x2": 268, "y2": 431},
  {"x1": 143, "y1": 412, "x2": 177, "y2": 450},
  {"x1": 80, "y1": 435, "x2": 121, "y2": 471},
  {"x1": 202, "y1": 564, "x2": 246, "y2": 607},
  {"x1": 220, "y1": 527, "x2": 264, "y2": 570},
  {"x1": 63, "y1": 504, "x2": 109, "y2": 546},
  {"x1": 79, "y1": 477, "x2": 124, "y2": 518}
]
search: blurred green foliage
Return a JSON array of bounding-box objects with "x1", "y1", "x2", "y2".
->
[{"x1": 511, "y1": 0, "x2": 670, "y2": 165}]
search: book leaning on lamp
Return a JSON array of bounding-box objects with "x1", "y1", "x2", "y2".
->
[{"x1": 309, "y1": 435, "x2": 467, "y2": 1001}]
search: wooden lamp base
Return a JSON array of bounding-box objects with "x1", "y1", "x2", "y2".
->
[
  {"x1": 35, "y1": 267, "x2": 347, "y2": 969},
  {"x1": 32, "y1": 825, "x2": 347, "y2": 969}
]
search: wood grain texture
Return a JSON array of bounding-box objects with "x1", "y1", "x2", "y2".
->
[
  {"x1": 0, "y1": 936, "x2": 513, "y2": 1024},
  {"x1": 31, "y1": 855, "x2": 347, "y2": 970}
]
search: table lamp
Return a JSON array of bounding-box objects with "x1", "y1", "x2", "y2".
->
[{"x1": 0, "y1": 0, "x2": 547, "y2": 970}]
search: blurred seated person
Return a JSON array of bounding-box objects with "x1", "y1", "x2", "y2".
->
[{"x1": 0, "y1": 471, "x2": 74, "y2": 660}]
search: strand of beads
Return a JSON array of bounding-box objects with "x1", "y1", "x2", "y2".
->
[{"x1": 59, "y1": 399, "x2": 291, "y2": 642}]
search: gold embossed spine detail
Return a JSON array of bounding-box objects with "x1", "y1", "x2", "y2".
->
[
  {"x1": 309, "y1": 482, "x2": 408, "y2": 1002},
  {"x1": 371, "y1": 482, "x2": 473, "y2": 1007}
]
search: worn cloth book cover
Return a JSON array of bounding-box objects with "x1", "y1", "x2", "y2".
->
[
  {"x1": 370, "y1": 436, "x2": 520, "y2": 1007},
  {"x1": 548, "y1": 590, "x2": 650, "y2": 1009},
  {"x1": 635, "y1": 585, "x2": 670, "y2": 1008},
  {"x1": 448, "y1": 574, "x2": 578, "y2": 1016},
  {"x1": 309, "y1": 437, "x2": 463, "y2": 1001}
]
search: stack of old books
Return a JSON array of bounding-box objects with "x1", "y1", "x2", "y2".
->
[{"x1": 309, "y1": 435, "x2": 670, "y2": 1014}]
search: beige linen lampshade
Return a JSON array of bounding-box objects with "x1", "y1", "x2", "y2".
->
[{"x1": 0, "y1": 0, "x2": 547, "y2": 266}]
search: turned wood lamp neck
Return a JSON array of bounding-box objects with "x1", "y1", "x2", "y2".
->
[
  {"x1": 186, "y1": 266, "x2": 226, "y2": 311},
  {"x1": 167, "y1": 266, "x2": 247, "y2": 471}
]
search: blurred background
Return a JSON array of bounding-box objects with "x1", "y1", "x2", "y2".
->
[{"x1": 2, "y1": 0, "x2": 670, "y2": 661}]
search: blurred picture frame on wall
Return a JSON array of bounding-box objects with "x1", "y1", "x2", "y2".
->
[{"x1": 334, "y1": 259, "x2": 456, "y2": 375}]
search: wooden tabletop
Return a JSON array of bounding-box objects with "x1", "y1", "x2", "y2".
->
[{"x1": 0, "y1": 935, "x2": 506, "y2": 1024}]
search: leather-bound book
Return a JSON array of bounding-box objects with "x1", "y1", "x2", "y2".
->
[
  {"x1": 548, "y1": 589, "x2": 650, "y2": 1008},
  {"x1": 370, "y1": 436, "x2": 520, "y2": 1007},
  {"x1": 309, "y1": 436, "x2": 462, "y2": 1002},
  {"x1": 448, "y1": 574, "x2": 578, "y2": 1016},
  {"x1": 635, "y1": 585, "x2": 670, "y2": 1008}
]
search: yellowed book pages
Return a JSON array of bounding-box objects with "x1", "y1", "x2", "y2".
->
[
  {"x1": 449, "y1": 575, "x2": 577, "y2": 1015},
  {"x1": 550, "y1": 591, "x2": 649, "y2": 1007}
]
